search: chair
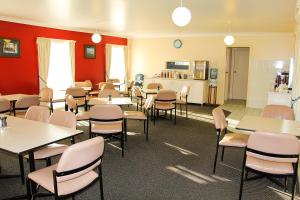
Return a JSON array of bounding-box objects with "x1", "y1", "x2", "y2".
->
[
  {"x1": 239, "y1": 131, "x2": 300, "y2": 200},
  {"x1": 176, "y1": 86, "x2": 191, "y2": 119},
  {"x1": 261, "y1": 105, "x2": 295, "y2": 120},
  {"x1": 121, "y1": 80, "x2": 134, "y2": 98},
  {"x1": 14, "y1": 95, "x2": 40, "y2": 117},
  {"x1": 27, "y1": 137, "x2": 105, "y2": 200},
  {"x1": 101, "y1": 82, "x2": 115, "y2": 90},
  {"x1": 0, "y1": 98, "x2": 11, "y2": 114},
  {"x1": 65, "y1": 87, "x2": 87, "y2": 111},
  {"x1": 66, "y1": 94, "x2": 90, "y2": 121},
  {"x1": 98, "y1": 89, "x2": 120, "y2": 98},
  {"x1": 212, "y1": 107, "x2": 249, "y2": 173},
  {"x1": 147, "y1": 83, "x2": 163, "y2": 89},
  {"x1": 25, "y1": 106, "x2": 50, "y2": 123},
  {"x1": 124, "y1": 96, "x2": 154, "y2": 141},
  {"x1": 154, "y1": 90, "x2": 177, "y2": 125},
  {"x1": 89, "y1": 105, "x2": 125, "y2": 157},
  {"x1": 134, "y1": 74, "x2": 144, "y2": 87},
  {"x1": 132, "y1": 86, "x2": 144, "y2": 111},
  {"x1": 39, "y1": 87, "x2": 54, "y2": 112}
]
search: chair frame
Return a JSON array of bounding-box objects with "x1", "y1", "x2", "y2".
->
[
  {"x1": 26, "y1": 155, "x2": 104, "y2": 200},
  {"x1": 154, "y1": 98, "x2": 177, "y2": 125},
  {"x1": 89, "y1": 118, "x2": 125, "y2": 157},
  {"x1": 178, "y1": 93, "x2": 188, "y2": 119},
  {"x1": 65, "y1": 95, "x2": 87, "y2": 112},
  {"x1": 239, "y1": 147, "x2": 299, "y2": 200}
]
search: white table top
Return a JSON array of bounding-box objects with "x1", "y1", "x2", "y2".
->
[
  {"x1": 88, "y1": 97, "x2": 132, "y2": 106},
  {"x1": 236, "y1": 115, "x2": 300, "y2": 137},
  {"x1": 0, "y1": 94, "x2": 25, "y2": 101},
  {"x1": 0, "y1": 115, "x2": 83, "y2": 154}
]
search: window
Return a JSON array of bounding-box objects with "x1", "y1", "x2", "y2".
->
[
  {"x1": 47, "y1": 40, "x2": 73, "y2": 99},
  {"x1": 109, "y1": 46, "x2": 126, "y2": 90}
]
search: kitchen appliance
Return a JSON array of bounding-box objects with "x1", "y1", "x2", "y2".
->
[{"x1": 193, "y1": 60, "x2": 209, "y2": 80}]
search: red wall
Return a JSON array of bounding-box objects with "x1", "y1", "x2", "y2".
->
[{"x1": 0, "y1": 20, "x2": 127, "y2": 95}]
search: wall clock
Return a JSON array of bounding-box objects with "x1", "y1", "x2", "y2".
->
[{"x1": 173, "y1": 39, "x2": 182, "y2": 48}]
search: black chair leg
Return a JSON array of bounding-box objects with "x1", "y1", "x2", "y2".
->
[
  {"x1": 185, "y1": 104, "x2": 188, "y2": 119},
  {"x1": 291, "y1": 173, "x2": 297, "y2": 200},
  {"x1": 221, "y1": 147, "x2": 225, "y2": 161},
  {"x1": 284, "y1": 176, "x2": 288, "y2": 192},
  {"x1": 26, "y1": 178, "x2": 32, "y2": 200},
  {"x1": 99, "y1": 165, "x2": 104, "y2": 200},
  {"x1": 239, "y1": 148, "x2": 247, "y2": 200},
  {"x1": 18, "y1": 154, "x2": 25, "y2": 184},
  {"x1": 213, "y1": 144, "x2": 219, "y2": 174},
  {"x1": 146, "y1": 118, "x2": 149, "y2": 141},
  {"x1": 46, "y1": 158, "x2": 51, "y2": 166},
  {"x1": 121, "y1": 133, "x2": 124, "y2": 157}
]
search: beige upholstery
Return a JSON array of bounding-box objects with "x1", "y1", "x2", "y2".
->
[
  {"x1": 74, "y1": 80, "x2": 92, "y2": 88},
  {"x1": 40, "y1": 87, "x2": 53, "y2": 103},
  {"x1": 177, "y1": 86, "x2": 190, "y2": 104},
  {"x1": 28, "y1": 137, "x2": 104, "y2": 196},
  {"x1": 76, "y1": 112, "x2": 90, "y2": 121},
  {"x1": 261, "y1": 105, "x2": 295, "y2": 120},
  {"x1": 219, "y1": 133, "x2": 248, "y2": 147},
  {"x1": 15, "y1": 95, "x2": 40, "y2": 109},
  {"x1": 101, "y1": 83, "x2": 115, "y2": 90},
  {"x1": 147, "y1": 83, "x2": 163, "y2": 89},
  {"x1": 0, "y1": 98, "x2": 11, "y2": 114},
  {"x1": 90, "y1": 105, "x2": 123, "y2": 121},
  {"x1": 66, "y1": 87, "x2": 86, "y2": 106},
  {"x1": 108, "y1": 78, "x2": 120, "y2": 83},
  {"x1": 133, "y1": 87, "x2": 143, "y2": 97},
  {"x1": 155, "y1": 90, "x2": 176, "y2": 110},
  {"x1": 92, "y1": 123, "x2": 123, "y2": 134},
  {"x1": 98, "y1": 89, "x2": 120, "y2": 98},
  {"x1": 65, "y1": 94, "x2": 77, "y2": 110},
  {"x1": 124, "y1": 96, "x2": 154, "y2": 120},
  {"x1": 25, "y1": 106, "x2": 50, "y2": 123},
  {"x1": 33, "y1": 144, "x2": 69, "y2": 160},
  {"x1": 212, "y1": 107, "x2": 227, "y2": 131}
]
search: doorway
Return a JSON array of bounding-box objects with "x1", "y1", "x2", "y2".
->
[{"x1": 225, "y1": 47, "x2": 250, "y2": 101}]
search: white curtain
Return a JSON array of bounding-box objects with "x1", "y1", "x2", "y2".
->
[
  {"x1": 36, "y1": 37, "x2": 51, "y2": 89},
  {"x1": 124, "y1": 46, "x2": 129, "y2": 85},
  {"x1": 293, "y1": 26, "x2": 300, "y2": 121},
  {"x1": 69, "y1": 41, "x2": 76, "y2": 83},
  {"x1": 105, "y1": 44, "x2": 113, "y2": 81}
]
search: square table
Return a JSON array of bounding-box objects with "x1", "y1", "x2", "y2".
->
[
  {"x1": 236, "y1": 115, "x2": 300, "y2": 137},
  {"x1": 88, "y1": 97, "x2": 132, "y2": 106}
]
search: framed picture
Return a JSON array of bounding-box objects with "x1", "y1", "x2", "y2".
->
[
  {"x1": 0, "y1": 38, "x2": 20, "y2": 57},
  {"x1": 84, "y1": 45, "x2": 96, "y2": 59}
]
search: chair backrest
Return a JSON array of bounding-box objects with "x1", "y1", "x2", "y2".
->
[
  {"x1": 25, "y1": 106, "x2": 50, "y2": 123},
  {"x1": 84, "y1": 80, "x2": 93, "y2": 87},
  {"x1": 212, "y1": 107, "x2": 227, "y2": 131},
  {"x1": 156, "y1": 90, "x2": 176, "y2": 101},
  {"x1": 108, "y1": 78, "x2": 120, "y2": 83},
  {"x1": 90, "y1": 105, "x2": 123, "y2": 121},
  {"x1": 49, "y1": 110, "x2": 76, "y2": 129},
  {"x1": 143, "y1": 96, "x2": 154, "y2": 110},
  {"x1": 98, "y1": 89, "x2": 120, "y2": 98},
  {"x1": 40, "y1": 87, "x2": 53, "y2": 102},
  {"x1": 247, "y1": 131, "x2": 300, "y2": 163},
  {"x1": 147, "y1": 83, "x2": 163, "y2": 89},
  {"x1": 0, "y1": 98, "x2": 11, "y2": 113},
  {"x1": 65, "y1": 94, "x2": 77, "y2": 110},
  {"x1": 180, "y1": 86, "x2": 191, "y2": 100},
  {"x1": 261, "y1": 105, "x2": 295, "y2": 120},
  {"x1": 56, "y1": 137, "x2": 104, "y2": 182},
  {"x1": 127, "y1": 80, "x2": 134, "y2": 90},
  {"x1": 66, "y1": 87, "x2": 86, "y2": 97},
  {"x1": 101, "y1": 82, "x2": 115, "y2": 90},
  {"x1": 15, "y1": 95, "x2": 40, "y2": 109},
  {"x1": 133, "y1": 86, "x2": 142, "y2": 97}
]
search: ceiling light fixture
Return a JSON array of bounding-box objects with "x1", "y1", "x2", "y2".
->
[
  {"x1": 91, "y1": 24, "x2": 101, "y2": 44},
  {"x1": 224, "y1": 21, "x2": 235, "y2": 46},
  {"x1": 172, "y1": 0, "x2": 192, "y2": 27}
]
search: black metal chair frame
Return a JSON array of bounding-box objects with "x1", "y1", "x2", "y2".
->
[
  {"x1": 239, "y1": 147, "x2": 299, "y2": 200},
  {"x1": 89, "y1": 118, "x2": 125, "y2": 157},
  {"x1": 26, "y1": 155, "x2": 104, "y2": 200},
  {"x1": 154, "y1": 99, "x2": 177, "y2": 125},
  {"x1": 177, "y1": 94, "x2": 188, "y2": 119},
  {"x1": 65, "y1": 95, "x2": 87, "y2": 112}
]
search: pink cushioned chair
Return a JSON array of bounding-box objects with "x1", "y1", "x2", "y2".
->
[
  {"x1": 154, "y1": 90, "x2": 177, "y2": 125},
  {"x1": 132, "y1": 86, "x2": 144, "y2": 111},
  {"x1": 146, "y1": 82, "x2": 163, "y2": 89},
  {"x1": 124, "y1": 96, "x2": 154, "y2": 141},
  {"x1": 27, "y1": 137, "x2": 105, "y2": 200},
  {"x1": 176, "y1": 86, "x2": 191, "y2": 119},
  {"x1": 14, "y1": 95, "x2": 40, "y2": 117},
  {"x1": 261, "y1": 104, "x2": 295, "y2": 120},
  {"x1": 25, "y1": 106, "x2": 50, "y2": 123},
  {"x1": 89, "y1": 105, "x2": 125, "y2": 157},
  {"x1": 239, "y1": 131, "x2": 300, "y2": 200},
  {"x1": 0, "y1": 98, "x2": 11, "y2": 114},
  {"x1": 98, "y1": 89, "x2": 120, "y2": 98},
  {"x1": 40, "y1": 87, "x2": 54, "y2": 113},
  {"x1": 212, "y1": 107, "x2": 249, "y2": 173},
  {"x1": 65, "y1": 87, "x2": 87, "y2": 111}
]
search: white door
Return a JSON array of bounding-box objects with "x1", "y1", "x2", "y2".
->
[{"x1": 230, "y1": 47, "x2": 250, "y2": 100}]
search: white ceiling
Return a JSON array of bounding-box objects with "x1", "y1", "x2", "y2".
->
[{"x1": 0, "y1": 0, "x2": 297, "y2": 37}]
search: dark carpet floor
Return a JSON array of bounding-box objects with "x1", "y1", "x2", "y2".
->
[{"x1": 0, "y1": 104, "x2": 295, "y2": 200}]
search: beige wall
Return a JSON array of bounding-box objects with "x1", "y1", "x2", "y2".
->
[{"x1": 129, "y1": 34, "x2": 295, "y2": 106}]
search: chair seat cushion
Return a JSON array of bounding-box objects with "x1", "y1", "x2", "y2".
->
[
  {"x1": 89, "y1": 91, "x2": 99, "y2": 95},
  {"x1": 124, "y1": 111, "x2": 146, "y2": 120},
  {"x1": 92, "y1": 122, "x2": 122, "y2": 134},
  {"x1": 31, "y1": 143, "x2": 68, "y2": 160},
  {"x1": 246, "y1": 155, "x2": 294, "y2": 175},
  {"x1": 75, "y1": 99, "x2": 86, "y2": 106},
  {"x1": 28, "y1": 164, "x2": 98, "y2": 196},
  {"x1": 155, "y1": 102, "x2": 175, "y2": 110},
  {"x1": 76, "y1": 112, "x2": 90, "y2": 121},
  {"x1": 219, "y1": 133, "x2": 249, "y2": 147}
]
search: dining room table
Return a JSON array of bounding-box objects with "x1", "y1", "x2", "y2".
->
[
  {"x1": 0, "y1": 115, "x2": 83, "y2": 200},
  {"x1": 88, "y1": 97, "x2": 132, "y2": 106},
  {"x1": 236, "y1": 115, "x2": 300, "y2": 137}
]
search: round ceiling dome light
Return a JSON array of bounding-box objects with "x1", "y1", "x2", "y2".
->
[
  {"x1": 172, "y1": 6, "x2": 192, "y2": 27},
  {"x1": 92, "y1": 33, "x2": 101, "y2": 44},
  {"x1": 224, "y1": 35, "x2": 235, "y2": 46}
]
